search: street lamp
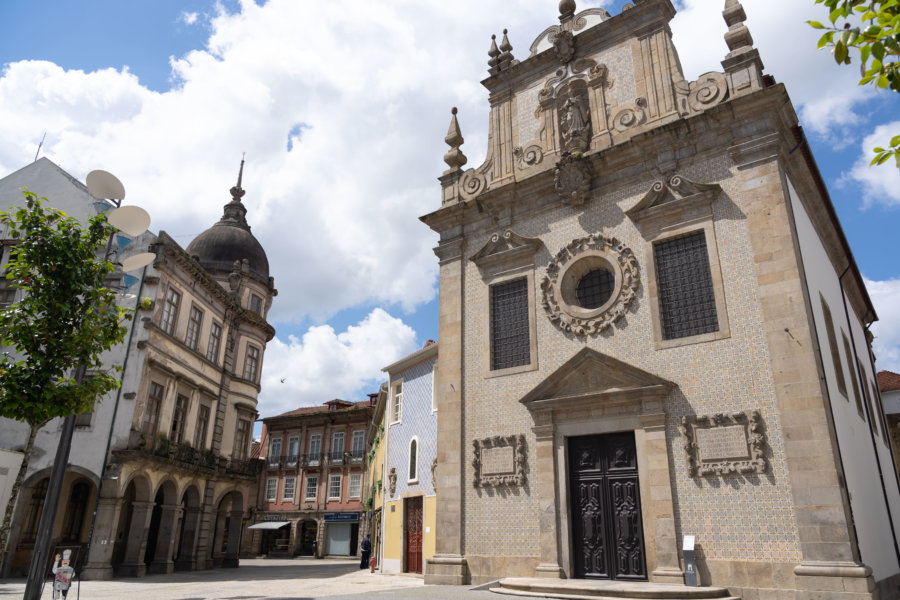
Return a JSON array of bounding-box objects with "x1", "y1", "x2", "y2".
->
[{"x1": 23, "y1": 170, "x2": 153, "y2": 600}]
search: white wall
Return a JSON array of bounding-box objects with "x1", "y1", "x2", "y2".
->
[
  {"x1": 788, "y1": 175, "x2": 900, "y2": 580},
  {"x1": 0, "y1": 449, "x2": 24, "y2": 519}
]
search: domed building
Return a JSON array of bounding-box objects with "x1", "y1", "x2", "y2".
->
[{"x1": 0, "y1": 159, "x2": 278, "y2": 580}]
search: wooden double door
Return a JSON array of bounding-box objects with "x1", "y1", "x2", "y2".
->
[
  {"x1": 405, "y1": 496, "x2": 423, "y2": 574},
  {"x1": 568, "y1": 432, "x2": 647, "y2": 580}
]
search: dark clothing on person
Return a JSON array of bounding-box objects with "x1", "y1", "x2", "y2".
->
[{"x1": 360, "y1": 536, "x2": 372, "y2": 569}]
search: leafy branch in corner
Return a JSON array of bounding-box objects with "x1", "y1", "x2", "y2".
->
[{"x1": 809, "y1": 0, "x2": 900, "y2": 167}]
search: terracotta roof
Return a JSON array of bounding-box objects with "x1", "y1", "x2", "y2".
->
[
  {"x1": 878, "y1": 370, "x2": 900, "y2": 392},
  {"x1": 249, "y1": 440, "x2": 261, "y2": 459},
  {"x1": 267, "y1": 399, "x2": 372, "y2": 420}
]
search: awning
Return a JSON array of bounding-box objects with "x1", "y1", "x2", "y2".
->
[{"x1": 248, "y1": 521, "x2": 291, "y2": 530}]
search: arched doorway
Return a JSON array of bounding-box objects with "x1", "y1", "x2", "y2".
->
[
  {"x1": 145, "y1": 479, "x2": 178, "y2": 575},
  {"x1": 112, "y1": 475, "x2": 152, "y2": 577},
  {"x1": 175, "y1": 485, "x2": 201, "y2": 571},
  {"x1": 211, "y1": 490, "x2": 244, "y2": 568}
]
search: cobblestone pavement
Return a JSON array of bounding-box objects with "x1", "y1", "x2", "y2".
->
[{"x1": 0, "y1": 558, "x2": 548, "y2": 600}]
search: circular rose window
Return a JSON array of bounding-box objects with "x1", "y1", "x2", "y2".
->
[{"x1": 540, "y1": 234, "x2": 639, "y2": 336}]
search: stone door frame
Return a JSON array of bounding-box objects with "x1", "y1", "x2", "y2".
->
[{"x1": 520, "y1": 348, "x2": 684, "y2": 584}]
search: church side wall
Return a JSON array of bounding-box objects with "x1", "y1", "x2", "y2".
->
[{"x1": 786, "y1": 175, "x2": 900, "y2": 582}]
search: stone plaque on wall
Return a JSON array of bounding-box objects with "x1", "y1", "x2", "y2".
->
[
  {"x1": 680, "y1": 410, "x2": 768, "y2": 476},
  {"x1": 473, "y1": 434, "x2": 527, "y2": 487}
]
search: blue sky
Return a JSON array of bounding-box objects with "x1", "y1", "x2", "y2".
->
[{"x1": 1, "y1": 0, "x2": 899, "y2": 419}]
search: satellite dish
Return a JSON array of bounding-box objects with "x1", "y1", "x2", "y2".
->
[
  {"x1": 120, "y1": 252, "x2": 155, "y2": 272},
  {"x1": 86, "y1": 170, "x2": 126, "y2": 201},
  {"x1": 107, "y1": 205, "x2": 150, "y2": 236}
]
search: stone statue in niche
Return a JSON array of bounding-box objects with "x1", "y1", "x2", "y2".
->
[
  {"x1": 388, "y1": 467, "x2": 397, "y2": 496},
  {"x1": 558, "y1": 85, "x2": 591, "y2": 153}
]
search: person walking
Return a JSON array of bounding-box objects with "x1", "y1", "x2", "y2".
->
[{"x1": 359, "y1": 535, "x2": 372, "y2": 569}]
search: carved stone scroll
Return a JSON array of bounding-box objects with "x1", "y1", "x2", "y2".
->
[
  {"x1": 680, "y1": 410, "x2": 768, "y2": 477},
  {"x1": 473, "y1": 434, "x2": 527, "y2": 488}
]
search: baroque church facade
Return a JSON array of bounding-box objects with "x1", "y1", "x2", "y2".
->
[
  {"x1": 0, "y1": 159, "x2": 276, "y2": 579},
  {"x1": 423, "y1": 1, "x2": 900, "y2": 598}
]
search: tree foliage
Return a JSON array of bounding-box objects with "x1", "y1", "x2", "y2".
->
[
  {"x1": 809, "y1": 0, "x2": 900, "y2": 167},
  {"x1": 0, "y1": 191, "x2": 129, "y2": 425}
]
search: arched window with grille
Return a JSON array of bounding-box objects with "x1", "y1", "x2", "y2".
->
[
  {"x1": 22, "y1": 479, "x2": 49, "y2": 542},
  {"x1": 61, "y1": 480, "x2": 91, "y2": 542}
]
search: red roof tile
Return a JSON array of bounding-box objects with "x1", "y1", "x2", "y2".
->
[
  {"x1": 878, "y1": 370, "x2": 900, "y2": 392},
  {"x1": 267, "y1": 399, "x2": 372, "y2": 420}
]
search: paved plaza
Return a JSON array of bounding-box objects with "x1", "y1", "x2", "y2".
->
[{"x1": 0, "y1": 558, "x2": 542, "y2": 600}]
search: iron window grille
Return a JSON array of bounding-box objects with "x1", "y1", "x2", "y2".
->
[
  {"x1": 654, "y1": 232, "x2": 718, "y2": 340},
  {"x1": 490, "y1": 278, "x2": 531, "y2": 370}
]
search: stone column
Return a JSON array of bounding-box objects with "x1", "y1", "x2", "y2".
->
[
  {"x1": 425, "y1": 236, "x2": 468, "y2": 585},
  {"x1": 117, "y1": 501, "x2": 156, "y2": 578},
  {"x1": 532, "y1": 421, "x2": 564, "y2": 578},
  {"x1": 222, "y1": 509, "x2": 243, "y2": 567},
  {"x1": 81, "y1": 497, "x2": 122, "y2": 580},
  {"x1": 193, "y1": 480, "x2": 216, "y2": 570},
  {"x1": 175, "y1": 506, "x2": 201, "y2": 571},
  {"x1": 147, "y1": 503, "x2": 179, "y2": 575},
  {"x1": 640, "y1": 412, "x2": 683, "y2": 585},
  {"x1": 211, "y1": 509, "x2": 227, "y2": 566}
]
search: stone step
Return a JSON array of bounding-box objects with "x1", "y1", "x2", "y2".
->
[{"x1": 491, "y1": 578, "x2": 740, "y2": 600}]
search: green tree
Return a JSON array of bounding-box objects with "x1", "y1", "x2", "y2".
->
[
  {"x1": 0, "y1": 191, "x2": 129, "y2": 570},
  {"x1": 809, "y1": 0, "x2": 900, "y2": 166}
]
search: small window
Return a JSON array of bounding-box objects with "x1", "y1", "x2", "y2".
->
[
  {"x1": 820, "y1": 296, "x2": 847, "y2": 398},
  {"x1": 143, "y1": 381, "x2": 165, "y2": 438},
  {"x1": 490, "y1": 278, "x2": 531, "y2": 370},
  {"x1": 332, "y1": 432, "x2": 344, "y2": 456},
  {"x1": 265, "y1": 478, "x2": 278, "y2": 502},
  {"x1": 842, "y1": 333, "x2": 864, "y2": 418},
  {"x1": 207, "y1": 322, "x2": 222, "y2": 363},
  {"x1": 170, "y1": 394, "x2": 189, "y2": 442},
  {"x1": 194, "y1": 404, "x2": 210, "y2": 450},
  {"x1": 328, "y1": 474, "x2": 342, "y2": 500},
  {"x1": 305, "y1": 476, "x2": 318, "y2": 500},
  {"x1": 185, "y1": 305, "x2": 204, "y2": 351},
  {"x1": 287, "y1": 436, "x2": 300, "y2": 460},
  {"x1": 160, "y1": 287, "x2": 182, "y2": 335},
  {"x1": 74, "y1": 411, "x2": 92, "y2": 428},
  {"x1": 860, "y1": 362, "x2": 880, "y2": 439},
  {"x1": 308, "y1": 434, "x2": 322, "y2": 461},
  {"x1": 653, "y1": 232, "x2": 718, "y2": 340},
  {"x1": 271, "y1": 437, "x2": 283, "y2": 460},
  {"x1": 249, "y1": 293, "x2": 263, "y2": 314},
  {"x1": 349, "y1": 474, "x2": 362, "y2": 498},
  {"x1": 390, "y1": 381, "x2": 402, "y2": 424},
  {"x1": 283, "y1": 477, "x2": 296, "y2": 502},
  {"x1": 408, "y1": 438, "x2": 418, "y2": 483},
  {"x1": 233, "y1": 418, "x2": 251, "y2": 460},
  {"x1": 243, "y1": 344, "x2": 260, "y2": 382},
  {"x1": 351, "y1": 431, "x2": 365, "y2": 459},
  {"x1": 0, "y1": 276, "x2": 16, "y2": 309}
]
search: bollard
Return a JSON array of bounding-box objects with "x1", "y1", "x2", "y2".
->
[{"x1": 370, "y1": 556, "x2": 376, "y2": 573}]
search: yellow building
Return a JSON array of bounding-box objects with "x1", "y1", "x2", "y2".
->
[
  {"x1": 380, "y1": 342, "x2": 438, "y2": 575},
  {"x1": 362, "y1": 386, "x2": 387, "y2": 566}
]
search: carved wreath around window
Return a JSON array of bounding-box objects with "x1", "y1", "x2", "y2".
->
[
  {"x1": 472, "y1": 434, "x2": 527, "y2": 488},
  {"x1": 540, "y1": 234, "x2": 639, "y2": 336},
  {"x1": 680, "y1": 410, "x2": 768, "y2": 477}
]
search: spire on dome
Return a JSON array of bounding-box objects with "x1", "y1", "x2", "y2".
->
[{"x1": 230, "y1": 154, "x2": 246, "y2": 201}]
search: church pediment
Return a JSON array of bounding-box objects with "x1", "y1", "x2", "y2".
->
[
  {"x1": 519, "y1": 347, "x2": 674, "y2": 410},
  {"x1": 470, "y1": 229, "x2": 544, "y2": 277},
  {"x1": 625, "y1": 175, "x2": 721, "y2": 226}
]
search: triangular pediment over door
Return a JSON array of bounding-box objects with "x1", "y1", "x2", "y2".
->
[{"x1": 519, "y1": 347, "x2": 674, "y2": 412}]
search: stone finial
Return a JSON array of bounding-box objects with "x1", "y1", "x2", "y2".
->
[
  {"x1": 443, "y1": 107, "x2": 468, "y2": 172},
  {"x1": 559, "y1": 0, "x2": 576, "y2": 21},
  {"x1": 488, "y1": 34, "x2": 500, "y2": 72},
  {"x1": 230, "y1": 155, "x2": 246, "y2": 200},
  {"x1": 498, "y1": 29, "x2": 515, "y2": 71},
  {"x1": 723, "y1": 0, "x2": 753, "y2": 56}
]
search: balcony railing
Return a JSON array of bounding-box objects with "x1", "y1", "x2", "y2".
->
[
  {"x1": 133, "y1": 437, "x2": 256, "y2": 478},
  {"x1": 349, "y1": 449, "x2": 365, "y2": 464},
  {"x1": 327, "y1": 451, "x2": 344, "y2": 465}
]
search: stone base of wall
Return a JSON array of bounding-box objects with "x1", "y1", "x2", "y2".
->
[
  {"x1": 424, "y1": 554, "x2": 469, "y2": 585},
  {"x1": 464, "y1": 554, "x2": 540, "y2": 585}
]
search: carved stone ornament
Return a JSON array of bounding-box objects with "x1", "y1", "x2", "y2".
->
[
  {"x1": 513, "y1": 144, "x2": 544, "y2": 170},
  {"x1": 553, "y1": 152, "x2": 592, "y2": 205},
  {"x1": 470, "y1": 229, "x2": 544, "y2": 277},
  {"x1": 473, "y1": 434, "x2": 527, "y2": 488},
  {"x1": 687, "y1": 72, "x2": 729, "y2": 112},
  {"x1": 431, "y1": 457, "x2": 437, "y2": 488},
  {"x1": 540, "y1": 233, "x2": 640, "y2": 336},
  {"x1": 680, "y1": 410, "x2": 768, "y2": 477},
  {"x1": 611, "y1": 97, "x2": 647, "y2": 133},
  {"x1": 388, "y1": 467, "x2": 398, "y2": 496},
  {"x1": 552, "y1": 29, "x2": 575, "y2": 64}
]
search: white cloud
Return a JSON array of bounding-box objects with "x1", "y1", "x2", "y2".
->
[
  {"x1": 179, "y1": 11, "x2": 200, "y2": 26},
  {"x1": 867, "y1": 277, "x2": 900, "y2": 373},
  {"x1": 846, "y1": 120, "x2": 900, "y2": 207},
  {"x1": 257, "y1": 307, "x2": 418, "y2": 417}
]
